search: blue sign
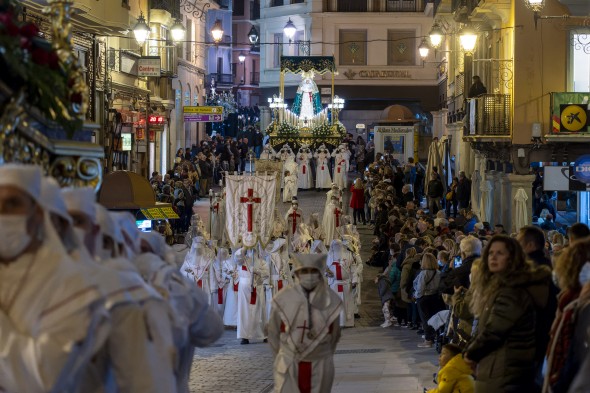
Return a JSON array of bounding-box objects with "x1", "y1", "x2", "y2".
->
[{"x1": 574, "y1": 155, "x2": 590, "y2": 184}]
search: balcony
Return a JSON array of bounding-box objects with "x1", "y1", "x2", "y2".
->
[
  {"x1": 465, "y1": 94, "x2": 511, "y2": 137},
  {"x1": 151, "y1": 0, "x2": 180, "y2": 15},
  {"x1": 451, "y1": 0, "x2": 480, "y2": 15},
  {"x1": 386, "y1": 0, "x2": 425, "y2": 12},
  {"x1": 206, "y1": 73, "x2": 234, "y2": 87},
  {"x1": 250, "y1": 72, "x2": 260, "y2": 86}
]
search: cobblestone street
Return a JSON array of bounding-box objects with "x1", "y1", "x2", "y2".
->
[{"x1": 189, "y1": 186, "x2": 439, "y2": 393}]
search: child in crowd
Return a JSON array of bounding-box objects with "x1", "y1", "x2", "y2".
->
[
  {"x1": 426, "y1": 343, "x2": 474, "y2": 393},
  {"x1": 283, "y1": 170, "x2": 297, "y2": 203}
]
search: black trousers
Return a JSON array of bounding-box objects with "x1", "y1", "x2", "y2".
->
[{"x1": 353, "y1": 208, "x2": 366, "y2": 224}]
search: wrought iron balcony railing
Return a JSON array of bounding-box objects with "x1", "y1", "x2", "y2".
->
[
  {"x1": 206, "y1": 73, "x2": 234, "y2": 86},
  {"x1": 465, "y1": 94, "x2": 511, "y2": 137}
]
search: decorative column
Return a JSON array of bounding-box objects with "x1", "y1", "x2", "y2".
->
[
  {"x1": 260, "y1": 106, "x2": 272, "y2": 136},
  {"x1": 491, "y1": 170, "x2": 503, "y2": 227},
  {"x1": 500, "y1": 173, "x2": 512, "y2": 231},
  {"x1": 508, "y1": 174, "x2": 536, "y2": 233},
  {"x1": 431, "y1": 110, "x2": 445, "y2": 139}
]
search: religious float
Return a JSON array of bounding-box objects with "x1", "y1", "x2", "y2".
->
[
  {"x1": 266, "y1": 56, "x2": 346, "y2": 150},
  {"x1": 0, "y1": 0, "x2": 103, "y2": 189}
]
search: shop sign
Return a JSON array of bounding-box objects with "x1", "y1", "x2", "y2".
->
[
  {"x1": 136, "y1": 128, "x2": 145, "y2": 140},
  {"x1": 121, "y1": 133, "x2": 132, "y2": 151},
  {"x1": 358, "y1": 70, "x2": 412, "y2": 79},
  {"x1": 574, "y1": 155, "x2": 590, "y2": 185},
  {"x1": 138, "y1": 56, "x2": 161, "y2": 77}
]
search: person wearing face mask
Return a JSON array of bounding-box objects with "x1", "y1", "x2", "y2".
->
[
  {"x1": 543, "y1": 238, "x2": 590, "y2": 393},
  {"x1": 326, "y1": 239, "x2": 358, "y2": 327},
  {"x1": 181, "y1": 236, "x2": 215, "y2": 302},
  {"x1": 222, "y1": 248, "x2": 242, "y2": 327},
  {"x1": 285, "y1": 200, "x2": 305, "y2": 241},
  {"x1": 61, "y1": 187, "x2": 179, "y2": 393},
  {"x1": 267, "y1": 253, "x2": 342, "y2": 393},
  {"x1": 0, "y1": 164, "x2": 107, "y2": 392}
]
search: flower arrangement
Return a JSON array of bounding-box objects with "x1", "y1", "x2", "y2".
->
[
  {"x1": 0, "y1": 0, "x2": 84, "y2": 137},
  {"x1": 277, "y1": 121, "x2": 298, "y2": 136},
  {"x1": 312, "y1": 122, "x2": 346, "y2": 137}
]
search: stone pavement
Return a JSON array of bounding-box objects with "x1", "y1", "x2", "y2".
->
[{"x1": 188, "y1": 182, "x2": 439, "y2": 393}]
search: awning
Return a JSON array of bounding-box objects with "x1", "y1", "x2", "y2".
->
[{"x1": 280, "y1": 56, "x2": 337, "y2": 75}]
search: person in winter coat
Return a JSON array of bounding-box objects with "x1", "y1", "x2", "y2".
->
[
  {"x1": 463, "y1": 235, "x2": 551, "y2": 393},
  {"x1": 400, "y1": 247, "x2": 421, "y2": 329},
  {"x1": 456, "y1": 171, "x2": 471, "y2": 210},
  {"x1": 439, "y1": 236, "x2": 482, "y2": 295},
  {"x1": 427, "y1": 343, "x2": 474, "y2": 393},
  {"x1": 414, "y1": 253, "x2": 444, "y2": 348},
  {"x1": 543, "y1": 239, "x2": 590, "y2": 393},
  {"x1": 427, "y1": 171, "x2": 444, "y2": 214},
  {"x1": 350, "y1": 178, "x2": 366, "y2": 225}
]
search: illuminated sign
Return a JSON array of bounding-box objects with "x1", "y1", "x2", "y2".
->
[
  {"x1": 148, "y1": 115, "x2": 166, "y2": 125},
  {"x1": 121, "y1": 133, "x2": 132, "y2": 151},
  {"x1": 137, "y1": 57, "x2": 161, "y2": 77}
]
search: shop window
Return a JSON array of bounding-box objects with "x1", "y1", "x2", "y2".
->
[{"x1": 339, "y1": 30, "x2": 367, "y2": 66}]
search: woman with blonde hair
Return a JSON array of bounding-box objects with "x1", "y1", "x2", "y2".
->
[
  {"x1": 463, "y1": 235, "x2": 551, "y2": 392},
  {"x1": 350, "y1": 178, "x2": 366, "y2": 225},
  {"x1": 413, "y1": 253, "x2": 444, "y2": 348},
  {"x1": 543, "y1": 238, "x2": 590, "y2": 393}
]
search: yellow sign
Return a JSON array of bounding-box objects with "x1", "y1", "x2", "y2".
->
[
  {"x1": 183, "y1": 106, "x2": 223, "y2": 114},
  {"x1": 560, "y1": 104, "x2": 588, "y2": 132},
  {"x1": 160, "y1": 207, "x2": 180, "y2": 219},
  {"x1": 140, "y1": 207, "x2": 179, "y2": 220}
]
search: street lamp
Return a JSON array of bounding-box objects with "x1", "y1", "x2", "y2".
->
[
  {"x1": 429, "y1": 22, "x2": 444, "y2": 49},
  {"x1": 459, "y1": 26, "x2": 477, "y2": 55},
  {"x1": 238, "y1": 51, "x2": 246, "y2": 63},
  {"x1": 418, "y1": 39, "x2": 430, "y2": 60},
  {"x1": 283, "y1": 18, "x2": 296, "y2": 41},
  {"x1": 132, "y1": 11, "x2": 150, "y2": 46},
  {"x1": 170, "y1": 18, "x2": 186, "y2": 43},
  {"x1": 328, "y1": 96, "x2": 345, "y2": 125},
  {"x1": 211, "y1": 19, "x2": 224, "y2": 44},
  {"x1": 248, "y1": 25, "x2": 259, "y2": 45}
]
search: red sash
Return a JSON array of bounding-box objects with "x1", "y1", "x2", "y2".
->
[
  {"x1": 337, "y1": 167, "x2": 341, "y2": 173},
  {"x1": 321, "y1": 165, "x2": 324, "y2": 170},
  {"x1": 278, "y1": 280, "x2": 283, "y2": 291},
  {"x1": 333, "y1": 262, "x2": 343, "y2": 292},
  {"x1": 250, "y1": 287, "x2": 257, "y2": 305},
  {"x1": 233, "y1": 283, "x2": 238, "y2": 292},
  {"x1": 217, "y1": 288, "x2": 224, "y2": 304},
  {"x1": 298, "y1": 361, "x2": 312, "y2": 393},
  {"x1": 302, "y1": 165, "x2": 306, "y2": 174},
  {"x1": 197, "y1": 279, "x2": 203, "y2": 288}
]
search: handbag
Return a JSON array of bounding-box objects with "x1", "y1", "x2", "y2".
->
[{"x1": 445, "y1": 190, "x2": 454, "y2": 201}]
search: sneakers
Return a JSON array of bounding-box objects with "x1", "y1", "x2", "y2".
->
[
  {"x1": 417, "y1": 340, "x2": 433, "y2": 348},
  {"x1": 380, "y1": 320, "x2": 393, "y2": 328}
]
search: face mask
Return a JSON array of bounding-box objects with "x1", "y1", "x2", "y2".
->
[
  {"x1": 438, "y1": 260, "x2": 444, "y2": 267},
  {"x1": 299, "y1": 273, "x2": 321, "y2": 290},
  {"x1": 0, "y1": 215, "x2": 32, "y2": 260},
  {"x1": 579, "y1": 262, "x2": 590, "y2": 287}
]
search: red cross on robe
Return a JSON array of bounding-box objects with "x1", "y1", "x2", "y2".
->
[
  {"x1": 334, "y1": 208, "x2": 341, "y2": 227},
  {"x1": 290, "y1": 210, "x2": 301, "y2": 234},
  {"x1": 332, "y1": 261, "x2": 343, "y2": 292},
  {"x1": 212, "y1": 203, "x2": 220, "y2": 214},
  {"x1": 239, "y1": 188, "x2": 261, "y2": 232}
]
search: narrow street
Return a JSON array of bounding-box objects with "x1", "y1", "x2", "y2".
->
[{"x1": 188, "y1": 188, "x2": 439, "y2": 393}]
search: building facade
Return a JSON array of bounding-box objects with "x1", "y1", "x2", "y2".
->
[
  {"x1": 258, "y1": 0, "x2": 439, "y2": 138},
  {"x1": 232, "y1": 0, "x2": 261, "y2": 107},
  {"x1": 432, "y1": 0, "x2": 590, "y2": 230}
]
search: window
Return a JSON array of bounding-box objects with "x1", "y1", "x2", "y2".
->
[
  {"x1": 387, "y1": 30, "x2": 416, "y2": 66},
  {"x1": 270, "y1": 0, "x2": 283, "y2": 6},
  {"x1": 232, "y1": 23, "x2": 238, "y2": 45},
  {"x1": 273, "y1": 33, "x2": 283, "y2": 68},
  {"x1": 571, "y1": 32, "x2": 590, "y2": 92},
  {"x1": 233, "y1": 0, "x2": 244, "y2": 15},
  {"x1": 250, "y1": 0, "x2": 260, "y2": 19},
  {"x1": 337, "y1": 0, "x2": 367, "y2": 11},
  {"x1": 339, "y1": 30, "x2": 367, "y2": 65},
  {"x1": 291, "y1": 0, "x2": 304, "y2": 3}
]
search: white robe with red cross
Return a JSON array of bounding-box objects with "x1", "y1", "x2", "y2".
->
[
  {"x1": 314, "y1": 150, "x2": 332, "y2": 189},
  {"x1": 326, "y1": 241, "x2": 358, "y2": 327},
  {"x1": 263, "y1": 238, "x2": 293, "y2": 321},
  {"x1": 236, "y1": 252, "x2": 269, "y2": 340},
  {"x1": 180, "y1": 243, "x2": 215, "y2": 305},
  {"x1": 332, "y1": 151, "x2": 349, "y2": 190},
  {"x1": 285, "y1": 207, "x2": 305, "y2": 240},
  {"x1": 268, "y1": 282, "x2": 342, "y2": 393},
  {"x1": 321, "y1": 201, "x2": 342, "y2": 246},
  {"x1": 297, "y1": 151, "x2": 313, "y2": 189}
]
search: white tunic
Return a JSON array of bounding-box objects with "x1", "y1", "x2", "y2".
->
[
  {"x1": 237, "y1": 254, "x2": 270, "y2": 340},
  {"x1": 314, "y1": 150, "x2": 332, "y2": 189},
  {"x1": 321, "y1": 202, "x2": 342, "y2": 246},
  {"x1": 0, "y1": 241, "x2": 106, "y2": 393},
  {"x1": 326, "y1": 241, "x2": 358, "y2": 327},
  {"x1": 180, "y1": 242, "x2": 215, "y2": 304},
  {"x1": 285, "y1": 207, "x2": 305, "y2": 240},
  {"x1": 332, "y1": 151, "x2": 349, "y2": 190},
  {"x1": 210, "y1": 256, "x2": 227, "y2": 317},
  {"x1": 263, "y1": 239, "x2": 293, "y2": 321},
  {"x1": 297, "y1": 151, "x2": 313, "y2": 189},
  {"x1": 278, "y1": 148, "x2": 295, "y2": 187},
  {"x1": 283, "y1": 174, "x2": 298, "y2": 203},
  {"x1": 210, "y1": 196, "x2": 225, "y2": 242},
  {"x1": 268, "y1": 283, "x2": 342, "y2": 393},
  {"x1": 222, "y1": 257, "x2": 240, "y2": 326}
]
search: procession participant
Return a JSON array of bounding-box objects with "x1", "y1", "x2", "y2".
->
[
  {"x1": 211, "y1": 246, "x2": 231, "y2": 317},
  {"x1": 322, "y1": 195, "x2": 343, "y2": 246},
  {"x1": 268, "y1": 253, "x2": 342, "y2": 393},
  {"x1": 222, "y1": 248, "x2": 241, "y2": 327},
  {"x1": 285, "y1": 199, "x2": 305, "y2": 240},
  {"x1": 283, "y1": 170, "x2": 298, "y2": 203},
  {"x1": 308, "y1": 212, "x2": 325, "y2": 241},
  {"x1": 297, "y1": 145, "x2": 314, "y2": 190},
  {"x1": 344, "y1": 236, "x2": 363, "y2": 320},
  {"x1": 278, "y1": 143, "x2": 295, "y2": 187},
  {"x1": 264, "y1": 238, "x2": 293, "y2": 320},
  {"x1": 58, "y1": 184, "x2": 178, "y2": 392},
  {"x1": 292, "y1": 223, "x2": 313, "y2": 254},
  {"x1": 326, "y1": 239, "x2": 358, "y2": 327},
  {"x1": 271, "y1": 207, "x2": 287, "y2": 239},
  {"x1": 260, "y1": 143, "x2": 277, "y2": 160},
  {"x1": 236, "y1": 247, "x2": 270, "y2": 344},
  {"x1": 314, "y1": 145, "x2": 332, "y2": 190},
  {"x1": 0, "y1": 164, "x2": 107, "y2": 392},
  {"x1": 310, "y1": 240, "x2": 328, "y2": 254},
  {"x1": 332, "y1": 146, "x2": 349, "y2": 190},
  {"x1": 325, "y1": 183, "x2": 341, "y2": 209},
  {"x1": 136, "y1": 231, "x2": 223, "y2": 393},
  {"x1": 210, "y1": 192, "x2": 226, "y2": 242},
  {"x1": 181, "y1": 236, "x2": 215, "y2": 303}
]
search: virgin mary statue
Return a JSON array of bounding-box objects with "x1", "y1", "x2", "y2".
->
[{"x1": 291, "y1": 71, "x2": 322, "y2": 122}]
